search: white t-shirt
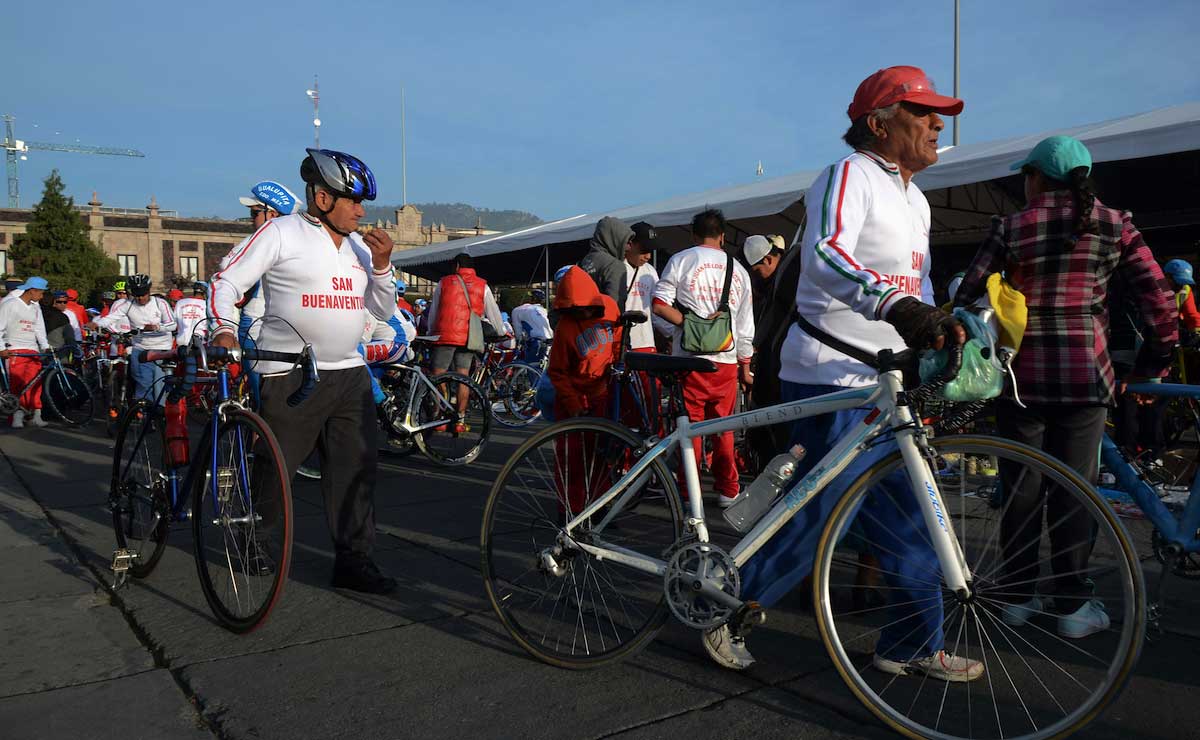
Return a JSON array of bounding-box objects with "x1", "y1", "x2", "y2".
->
[
  {"x1": 174, "y1": 297, "x2": 209, "y2": 345},
  {"x1": 510, "y1": 303, "x2": 553, "y2": 340},
  {"x1": 63, "y1": 309, "x2": 83, "y2": 342},
  {"x1": 780, "y1": 150, "x2": 934, "y2": 387},
  {"x1": 210, "y1": 213, "x2": 396, "y2": 374},
  {"x1": 0, "y1": 298, "x2": 48, "y2": 351},
  {"x1": 95, "y1": 296, "x2": 177, "y2": 351},
  {"x1": 624, "y1": 261, "x2": 659, "y2": 350},
  {"x1": 652, "y1": 245, "x2": 754, "y2": 366}
]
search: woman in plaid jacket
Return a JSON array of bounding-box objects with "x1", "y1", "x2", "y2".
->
[{"x1": 955, "y1": 135, "x2": 1177, "y2": 639}]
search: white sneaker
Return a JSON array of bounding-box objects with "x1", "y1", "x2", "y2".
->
[
  {"x1": 717, "y1": 492, "x2": 742, "y2": 510},
  {"x1": 296, "y1": 465, "x2": 321, "y2": 480},
  {"x1": 11, "y1": 409, "x2": 24, "y2": 429},
  {"x1": 873, "y1": 650, "x2": 984, "y2": 683},
  {"x1": 701, "y1": 625, "x2": 755, "y2": 670},
  {"x1": 29, "y1": 409, "x2": 48, "y2": 428},
  {"x1": 1001, "y1": 596, "x2": 1044, "y2": 627},
  {"x1": 1058, "y1": 599, "x2": 1109, "y2": 639}
]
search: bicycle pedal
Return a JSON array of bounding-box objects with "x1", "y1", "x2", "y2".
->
[
  {"x1": 110, "y1": 548, "x2": 137, "y2": 581},
  {"x1": 732, "y1": 601, "x2": 767, "y2": 636}
]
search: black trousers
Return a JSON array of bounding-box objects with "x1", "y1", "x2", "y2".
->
[
  {"x1": 995, "y1": 401, "x2": 1107, "y2": 613},
  {"x1": 260, "y1": 366, "x2": 378, "y2": 559}
]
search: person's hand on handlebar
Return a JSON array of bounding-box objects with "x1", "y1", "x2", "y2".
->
[
  {"x1": 212, "y1": 332, "x2": 239, "y2": 351},
  {"x1": 884, "y1": 297, "x2": 967, "y2": 350}
]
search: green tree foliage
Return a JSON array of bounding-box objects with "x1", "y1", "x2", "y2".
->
[{"x1": 9, "y1": 170, "x2": 120, "y2": 301}]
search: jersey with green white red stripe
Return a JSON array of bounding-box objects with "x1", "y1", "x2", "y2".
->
[{"x1": 780, "y1": 150, "x2": 933, "y2": 387}]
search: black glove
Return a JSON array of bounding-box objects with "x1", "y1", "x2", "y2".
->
[{"x1": 884, "y1": 296, "x2": 961, "y2": 349}]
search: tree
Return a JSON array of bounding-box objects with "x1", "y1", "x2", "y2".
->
[{"x1": 9, "y1": 170, "x2": 120, "y2": 301}]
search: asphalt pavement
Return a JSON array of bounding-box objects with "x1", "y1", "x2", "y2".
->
[{"x1": 2, "y1": 418, "x2": 1199, "y2": 740}]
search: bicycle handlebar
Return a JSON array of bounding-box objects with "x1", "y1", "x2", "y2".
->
[{"x1": 137, "y1": 344, "x2": 320, "y2": 407}]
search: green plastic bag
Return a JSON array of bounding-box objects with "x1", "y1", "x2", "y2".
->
[{"x1": 920, "y1": 309, "x2": 1004, "y2": 402}]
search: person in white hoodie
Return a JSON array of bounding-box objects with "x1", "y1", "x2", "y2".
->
[
  {"x1": 0, "y1": 277, "x2": 51, "y2": 428},
  {"x1": 210, "y1": 148, "x2": 398, "y2": 595}
]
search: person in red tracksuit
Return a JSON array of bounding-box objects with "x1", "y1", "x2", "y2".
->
[{"x1": 548, "y1": 267, "x2": 622, "y2": 514}]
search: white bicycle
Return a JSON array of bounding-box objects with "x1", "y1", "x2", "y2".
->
[{"x1": 480, "y1": 347, "x2": 1144, "y2": 740}]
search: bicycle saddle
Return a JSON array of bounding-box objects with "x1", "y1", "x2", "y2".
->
[
  {"x1": 620, "y1": 310, "x2": 648, "y2": 326},
  {"x1": 625, "y1": 352, "x2": 716, "y2": 375}
]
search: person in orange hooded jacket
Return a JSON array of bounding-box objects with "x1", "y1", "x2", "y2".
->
[{"x1": 548, "y1": 267, "x2": 623, "y2": 513}]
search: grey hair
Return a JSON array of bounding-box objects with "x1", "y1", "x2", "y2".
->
[{"x1": 842, "y1": 103, "x2": 901, "y2": 149}]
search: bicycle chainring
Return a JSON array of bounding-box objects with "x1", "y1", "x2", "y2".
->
[
  {"x1": 0, "y1": 393, "x2": 18, "y2": 416},
  {"x1": 663, "y1": 541, "x2": 740, "y2": 630}
]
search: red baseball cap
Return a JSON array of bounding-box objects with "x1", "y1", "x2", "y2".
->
[
  {"x1": 847, "y1": 66, "x2": 963, "y2": 121},
  {"x1": 167, "y1": 288, "x2": 184, "y2": 300}
]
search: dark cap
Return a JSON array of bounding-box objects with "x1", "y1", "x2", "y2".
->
[{"x1": 630, "y1": 221, "x2": 659, "y2": 252}]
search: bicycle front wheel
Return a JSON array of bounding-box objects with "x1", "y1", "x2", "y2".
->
[
  {"x1": 413, "y1": 373, "x2": 490, "y2": 466},
  {"x1": 191, "y1": 409, "x2": 293, "y2": 633},
  {"x1": 813, "y1": 435, "x2": 1143, "y2": 740},
  {"x1": 44, "y1": 369, "x2": 95, "y2": 426},
  {"x1": 481, "y1": 418, "x2": 684, "y2": 668},
  {"x1": 110, "y1": 401, "x2": 170, "y2": 578}
]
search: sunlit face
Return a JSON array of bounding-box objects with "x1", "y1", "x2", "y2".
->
[
  {"x1": 314, "y1": 189, "x2": 365, "y2": 235},
  {"x1": 873, "y1": 102, "x2": 945, "y2": 175},
  {"x1": 250, "y1": 206, "x2": 281, "y2": 229},
  {"x1": 625, "y1": 239, "x2": 653, "y2": 267},
  {"x1": 134, "y1": 294, "x2": 151, "y2": 306}
]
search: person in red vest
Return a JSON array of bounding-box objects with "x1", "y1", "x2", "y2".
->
[
  {"x1": 63, "y1": 289, "x2": 89, "y2": 329},
  {"x1": 425, "y1": 253, "x2": 504, "y2": 430}
]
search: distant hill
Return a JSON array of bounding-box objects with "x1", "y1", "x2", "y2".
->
[{"x1": 363, "y1": 202, "x2": 542, "y2": 232}]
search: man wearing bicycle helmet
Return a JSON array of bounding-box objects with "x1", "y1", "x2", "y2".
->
[
  {"x1": 510, "y1": 288, "x2": 552, "y2": 364},
  {"x1": 210, "y1": 148, "x2": 399, "y2": 594},
  {"x1": 90, "y1": 273, "x2": 177, "y2": 404},
  {"x1": 0, "y1": 276, "x2": 51, "y2": 428}
]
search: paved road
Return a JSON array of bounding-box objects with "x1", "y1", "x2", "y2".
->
[{"x1": 2, "y1": 419, "x2": 1199, "y2": 739}]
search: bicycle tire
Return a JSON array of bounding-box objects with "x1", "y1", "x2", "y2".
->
[
  {"x1": 812, "y1": 434, "x2": 1144, "y2": 740},
  {"x1": 191, "y1": 408, "x2": 293, "y2": 633},
  {"x1": 500, "y1": 362, "x2": 543, "y2": 426},
  {"x1": 413, "y1": 372, "x2": 490, "y2": 466},
  {"x1": 481, "y1": 417, "x2": 684, "y2": 669},
  {"x1": 43, "y1": 369, "x2": 95, "y2": 426},
  {"x1": 110, "y1": 401, "x2": 170, "y2": 578}
]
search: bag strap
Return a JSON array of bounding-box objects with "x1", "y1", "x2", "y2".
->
[
  {"x1": 719, "y1": 251, "x2": 734, "y2": 311},
  {"x1": 454, "y1": 274, "x2": 475, "y2": 315},
  {"x1": 627, "y1": 264, "x2": 640, "y2": 294},
  {"x1": 794, "y1": 311, "x2": 879, "y2": 368}
]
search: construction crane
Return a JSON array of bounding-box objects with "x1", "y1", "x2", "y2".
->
[{"x1": 2, "y1": 114, "x2": 145, "y2": 208}]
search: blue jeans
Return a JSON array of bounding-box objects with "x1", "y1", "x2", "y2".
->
[
  {"x1": 739, "y1": 381, "x2": 945, "y2": 662},
  {"x1": 522, "y1": 338, "x2": 546, "y2": 365},
  {"x1": 129, "y1": 351, "x2": 166, "y2": 405}
]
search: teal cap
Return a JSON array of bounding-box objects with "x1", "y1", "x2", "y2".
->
[{"x1": 1010, "y1": 135, "x2": 1093, "y2": 182}]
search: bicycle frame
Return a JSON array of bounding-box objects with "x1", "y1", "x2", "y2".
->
[
  {"x1": 1104, "y1": 381, "x2": 1200, "y2": 553},
  {"x1": 561, "y1": 369, "x2": 974, "y2": 603},
  {"x1": 384, "y1": 362, "x2": 467, "y2": 434}
]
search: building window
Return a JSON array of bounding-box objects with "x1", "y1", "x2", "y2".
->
[
  {"x1": 0, "y1": 232, "x2": 7, "y2": 244},
  {"x1": 118, "y1": 254, "x2": 138, "y2": 276},
  {"x1": 0, "y1": 251, "x2": 7, "y2": 276},
  {"x1": 179, "y1": 256, "x2": 199, "y2": 280},
  {"x1": 162, "y1": 239, "x2": 173, "y2": 250},
  {"x1": 179, "y1": 240, "x2": 199, "y2": 252}
]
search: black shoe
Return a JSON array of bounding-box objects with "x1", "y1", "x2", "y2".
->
[{"x1": 332, "y1": 555, "x2": 397, "y2": 594}]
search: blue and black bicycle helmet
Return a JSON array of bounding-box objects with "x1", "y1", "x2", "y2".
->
[
  {"x1": 300, "y1": 148, "x2": 377, "y2": 201},
  {"x1": 1164, "y1": 259, "x2": 1194, "y2": 286}
]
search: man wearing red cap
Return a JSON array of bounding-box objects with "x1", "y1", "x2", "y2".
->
[
  {"x1": 703, "y1": 66, "x2": 981, "y2": 683},
  {"x1": 63, "y1": 289, "x2": 89, "y2": 329}
]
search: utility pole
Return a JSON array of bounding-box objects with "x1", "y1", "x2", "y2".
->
[
  {"x1": 953, "y1": 0, "x2": 960, "y2": 146},
  {"x1": 306, "y1": 76, "x2": 321, "y2": 149},
  {"x1": 401, "y1": 86, "x2": 407, "y2": 205}
]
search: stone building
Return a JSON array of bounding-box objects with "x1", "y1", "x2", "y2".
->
[{"x1": 0, "y1": 196, "x2": 496, "y2": 296}]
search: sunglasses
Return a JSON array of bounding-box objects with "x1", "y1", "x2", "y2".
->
[{"x1": 53, "y1": 299, "x2": 67, "y2": 304}]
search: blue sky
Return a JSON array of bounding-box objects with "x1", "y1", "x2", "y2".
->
[{"x1": 4, "y1": 1, "x2": 1198, "y2": 220}]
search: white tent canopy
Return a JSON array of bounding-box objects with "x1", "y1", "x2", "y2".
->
[{"x1": 394, "y1": 102, "x2": 1200, "y2": 281}]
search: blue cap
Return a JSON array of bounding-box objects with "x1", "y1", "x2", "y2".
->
[
  {"x1": 240, "y1": 181, "x2": 300, "y2": 215},
  {"x1": 18, "y1": 276, "x2": 48, "y2": 291},
  {"x1": 1010, "y1": 135, "x2": 1093, "y2": 182},
  {"x1": 414, "y1": 298, "x2": 428, "y2": 308}
]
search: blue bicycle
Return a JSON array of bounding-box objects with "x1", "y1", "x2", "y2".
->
[
  {"x1": 108, "y1": 337, "x2": 318, "y2": 632},
  {"x1": 1100, "y1": 382, "x2": 1200, "y2": 625}
]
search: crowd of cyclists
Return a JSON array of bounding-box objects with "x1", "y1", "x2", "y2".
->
[{"x1": 4, "y1": 65, "x2": 1200, "y2": 702}]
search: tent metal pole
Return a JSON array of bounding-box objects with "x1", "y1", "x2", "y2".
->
[
  {"x1": 953, "y1": 0, "x2": 960, "y2": 146},
  {"x1": 545, "y1": 245, "x2": 550, "y2": 310}
]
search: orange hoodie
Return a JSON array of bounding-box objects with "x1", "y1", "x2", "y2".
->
[{"x1": 548, "y1": 267, "x2": 623, "y2": 417}]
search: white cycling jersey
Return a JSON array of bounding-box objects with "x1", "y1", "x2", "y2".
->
[
  {"x1": 510, "y1": 303, "x2": 552, "y2": 341},
  {"x1": 173, "y1": 297, "x2": 209, "y2": 345},
  {"x1": 209, "y1": 213, "x2": 395, "y2": 374},
  {"x1": 360, "y1": 307, "x2": 417, "y2": 365},
  {"x1": 95, "y1": 297, "x2": 177, "y2": 350}
]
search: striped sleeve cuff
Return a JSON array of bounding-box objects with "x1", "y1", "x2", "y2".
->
[{"x1": 875, "y1": 287, "x2": 902, "y2": 319}]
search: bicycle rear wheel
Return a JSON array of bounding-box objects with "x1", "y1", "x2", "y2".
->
[
  {"x1": 813, "y1": 435, "x2": 1143, "y2": 740},
  {"x1": 501, "y1": 362, "x2": 542, "y2": 426},
  {"x1": 191, "y1": 409, "x2": 293, "y2": 633},
  {"x1": 110, "y1": 401, "x2": 170, "y2": 578},
  {"x1": 481, "y1": 418, "x2": 683, "y2": 668},
  {"x1": 413, "y1": 373, "x2": 490, "y2": 465},
  {"x1": 43, "y1": 369, "x2": 95, "y2": 426}
]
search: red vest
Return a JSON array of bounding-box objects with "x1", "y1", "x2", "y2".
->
[{"x1": 433, "y1": 268, "x2": 488, "y2": 346}]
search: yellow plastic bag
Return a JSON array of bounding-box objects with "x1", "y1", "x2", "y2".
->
[{"x1": 985, "y1": 272, "x2": 1027, "y2": 353}]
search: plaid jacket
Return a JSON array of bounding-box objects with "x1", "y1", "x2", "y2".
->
[{"x1": 955, "y1": 191, "x2": 1177, "y2": 406}]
